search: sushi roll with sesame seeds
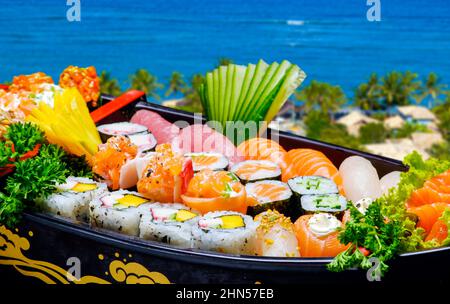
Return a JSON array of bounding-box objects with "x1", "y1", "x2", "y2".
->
[
  {"x1": 139, "y1": 203, "x2": 199, "y2": 248},
  {"x1": 254, "y1": 210, "x2": 300, "y2": 257},
  {"x1": 35, "y1": 176, "x2": 107, "y2": 222},
  {"x1": 192, "y1": 211, "x2": 257, "y2": 255},
  {"x1": 89, "y1": 190, "x2": 153, "y2": 236}
]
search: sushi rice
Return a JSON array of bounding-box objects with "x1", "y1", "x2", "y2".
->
[
  {"x1": 139, "y1": 203, "x2": 199, "y2": 248},
  {"x1": 36, "y1": 176, "x2": 107, "y2": 222},
  {"x1": 192, "y1": 211, "x2": 258, "y2": 255},
  {"x1": 90, "y1": 190, "x2": 152, "y2": 236}
]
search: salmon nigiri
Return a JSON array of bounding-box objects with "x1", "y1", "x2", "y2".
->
[
  {"x1": 284, "y1": 149, "x2": 344, "y2": 194},
  {"x1": 408, "y1": 203, "x2": 450, "y2": 235},
  {"x1": 407, "y1": 169, "x2": 450, "y2": 207},
  {"x1": 237, "y1": 138, "x2": 290, "y2": 177},
  {"x1": 294, "y1": 213, "x2": 348, "y2": 257}
]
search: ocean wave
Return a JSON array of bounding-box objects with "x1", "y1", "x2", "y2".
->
[{"x1": 286, "y1": 20, "x2": 305, "y2": 26}]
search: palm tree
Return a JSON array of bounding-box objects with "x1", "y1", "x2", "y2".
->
[
  {"x1": 129, "y1": 69, "x2": 163, "y2": 100},
  {"x1": 380, "y1": 71, "x2": 421, "y2": 107},
  {"x1": 99, "y1": 71, "x2": 122, "y2": 96},
  {"x1": 179, "y1": 73, "x2": 205, "y2": 113},
  {"x1": 295, "y1": 80, "x2": 347, "y2": 117},
  {"x1": 416, "y1": 72, "x2": 447, "y2": 108},
  {"x1": 165, "y1": 71, "x2": 187, "y2": 97},
  {"x1": 353, "y1": 73, "x2": 382, "y2": 110},
  {"x1": 217, "y1": 57, "x2": 233, "y2": 67}
]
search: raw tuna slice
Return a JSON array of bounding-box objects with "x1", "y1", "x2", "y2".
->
[
  {"x1": 172, "y1": 124, "x2": 244, "y2": 165},
  {"x1": 131, "y1": 110, "x2": 180, "y2": 144}
]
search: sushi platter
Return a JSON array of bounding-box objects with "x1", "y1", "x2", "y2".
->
[{"x1": 1, "y1": 64, "x2": 450, "y2": 284}]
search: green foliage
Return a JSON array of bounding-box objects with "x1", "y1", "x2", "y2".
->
[
  {"x1": 39, "y1": 144, "x2": 93, "y2": 178},
  {"x1": 354, "y1": 73, "x2": 382, "y2": 110},
  {"x1": 415, "y1": 72, "x2": 447, "y2": 108},
  {"x1": 390, "y1": 122, "x2": 429, "y2": 139},
  {"x1": 304, "y1": 110, "x2": 363, "y2": 150},
  {"x1": 176, "y1": 73, "x2": 205, "y2": 113},
  {"x1": 433, "y1": 96, "x2": 450, "y2": 141},
  {"x1": 129, "y1": 69, "x2": 163, "y2": 100},
  {"x1": 328, "y1": 202, "x2": 403, "y2": 278},
  {"x1": 380, "y1": 71, "x2": 421, "y2": 107},
  {"x1": 99, "y1": 71, "x2": 122, "y2": 96},
  {"x1": 428, "y1": 142, "x2": 450, "y2": 161},
  {"x1": 359, "y1": 122, "x2": 387, "y2": 144},
  {"x1": 4, "y1": 122, "x2": 45, "y2": 155},
  {"x1": 165, "y1": 71, "x2": 187, "y2": 97},
  {"x1": 296, "y1": 81, "x2": 347, "y2": 115}
]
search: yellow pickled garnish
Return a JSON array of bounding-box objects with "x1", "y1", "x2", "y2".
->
[
  {"x1": 71, "y1": 183, "x2": 97, "y2": 192},
  {"x1": 176, "y1": 210, "x2": 197, "y2": 222},
  {"x1": 117, "y1": 195, "x2": 148, "y2": 207},
  {"x1": 221, "y1": 215, "x2": 245, "y2": 229}
]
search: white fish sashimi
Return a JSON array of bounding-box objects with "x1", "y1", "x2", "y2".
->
[
  {"x1": 339, "y1": 156, "x2": 382, "y2": 202},
  {"x1": 380, "y1": 171, "x2": 402, "y2": 195}
]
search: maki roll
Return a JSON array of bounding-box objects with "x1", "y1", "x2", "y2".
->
[
  {"x1": 192, "y1": 211, "x2": 257, "y2": 255},
  {"x1": 246, "y1": 180, "x2": 292, "y2": 216},
  {"x1": 288, "y1": 176, "x2": 338, "y2": 196},
  {"x1": 185, "y1": 152, "x2": 229, "y2": 172},
  {"x1": 139, "y1": 203, "x2": 199, "y2": 248},
  {"x1": 90, "y1": 190, "x2": 152, "y2": 236},
  {"x1": 288, "y1": 176, "x2": 340, "y2": 219},
  {"x1": 230, "y1": 160, "x2": 281, "y2": 184},
  {"x1": 301, "y1": 194, "x2": 347, "y2": 214},
  {"x1": 97, "y1": 122, "x2": 148, "y2": 142},
  {"x1": 36, "y1": 176, "x2": 107, "y2": 222},
  {"x1": 97, "y1": 122, "x2": 157, "y2": 153},
  {"x1": 254, "y1": 210, "x2": 300, "y2": 257}
]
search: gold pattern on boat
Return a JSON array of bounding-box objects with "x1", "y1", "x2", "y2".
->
[{"x1": 0, "y1": 225, "x2": 170, "y2": 284}]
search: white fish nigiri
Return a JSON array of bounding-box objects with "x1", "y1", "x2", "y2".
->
[
  {"x1": 339, "y1": 156, "x2": 382, "y2": 202},
  {"x1": 255, "y1": 210, "x2": 300, "y2": 257},
  {"x1": 380, "y1": 171, "x2": 402, "y2": 195}
]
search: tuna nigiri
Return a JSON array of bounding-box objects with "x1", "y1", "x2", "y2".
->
[
  {"x1": 237, "y1": 138, "x2": 290, "y2": 177},
  {"x1": 408, "y1": 203, "x2": 450, "y2": 235},
  {"x1": 407, "y1": 169, "x2": 450, "y2": 208},
  {"x1": 131, "y1": 110, "x2": 180, "y2": 144},
  {"x1": 283, "y1": 149, "x2": 344, "y2": 194},
  {"x1": 294, "y1": 213, "x2": 348, "y2": 257}
]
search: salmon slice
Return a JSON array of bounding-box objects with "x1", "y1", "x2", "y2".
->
[
  {"x1": 426, "y1": 220, "x2": 448, "y2": 243},
  {"x1": 237, "y1": 138, "x2": 290, "y2": 174},
  {"x1": 234, "y1": 162, "x2": 278, "y2": 178},
  {"x1": 294, "y1": 214, "x2": 348, "y2": 257},
  {"x1": 191, "y1": 155, "x2": 219, "y2": 166},
  {"x1": 251, "y1": 183, "x2": 287, "y2": 201},
  {"x1": 407, "y1": 170, "x2": 450, "y2": 207},
  {"x1": 408, "y1": 203, "x2": 450, "y2": 234},
  {"x1": 284, "y1": 149, "x2": 344, "y2": 194}
]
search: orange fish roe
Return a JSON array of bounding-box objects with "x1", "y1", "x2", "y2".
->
[
  {"x1": 185, "y1": 170, "x2": 241, "y2": 198},
  {"x1": 93, "y1": 136, "x2": 138, "y2": 190},
  {"x1": 9, "y1": 72, "x2": 54, "y2": 93},
  {"x1": 137, "y1": 144, "x2": 189, "y2": 203},
  {"x1": 59, "y1": 66, "x2": 100, "y2": 105}
]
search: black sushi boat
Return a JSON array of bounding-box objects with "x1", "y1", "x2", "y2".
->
[{"x1": 1, "y1": 93, "x2": 449, "y2": 285}]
